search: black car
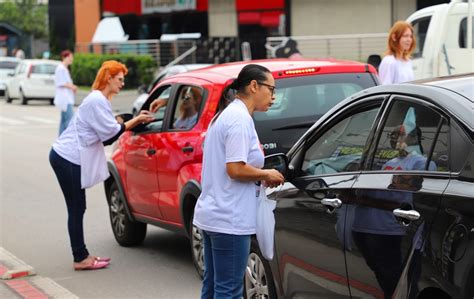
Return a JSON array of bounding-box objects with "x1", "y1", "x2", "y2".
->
[{"x1": 246, "y1": 74, "x2": 474, "y2": 299}]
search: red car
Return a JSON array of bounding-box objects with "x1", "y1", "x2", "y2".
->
[{"x1": 104, "y1": 59, "x2": 378, "y2": 277}]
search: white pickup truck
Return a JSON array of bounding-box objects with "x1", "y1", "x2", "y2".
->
[{"x1": 407, "y1": 0, "x2": 473, "y2": 79}]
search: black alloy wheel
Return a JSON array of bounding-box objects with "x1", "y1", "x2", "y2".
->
[
  {"x1": 107, "y1": 181, "x2": 147, "y2": 246},
  {"x1": 19, "y1": 90, "x2": 28, "y2": 105},
  {"x1": 5, "y1": 89, "x2": 12, "y2": 103}
]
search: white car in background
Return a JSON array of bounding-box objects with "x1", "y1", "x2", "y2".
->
[
  {"x1": 5, "y1": 59, "x2": 60, "y2": 105},
  {"x1": 132, "y1": 63, "x2": 212, "y2": 115},
  {"x1": 0, "y1": 57, "x2": 20, "y2": 96}
]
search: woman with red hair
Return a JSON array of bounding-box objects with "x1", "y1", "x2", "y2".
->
[
  {"x1": 49, "y1": 60, "x2": 154, "y2": 271},
  {"x1": 379, "y1": 21, "x2": 417, "y2": 85}
]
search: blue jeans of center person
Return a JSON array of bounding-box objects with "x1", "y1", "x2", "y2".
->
[
  {"x1": 201, "y1": 230, "x2": 251, "y2": 299},
  {"x1": 49, "y1": 148, "x2": 89, "y2": 263},
  {"x1": 59, "y1": 103, "x2": 74, "y2": 135}
]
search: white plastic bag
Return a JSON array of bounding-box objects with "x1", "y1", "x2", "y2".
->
[{"x1": 256, "y1": 185, "x2": 277, "y2": 260}]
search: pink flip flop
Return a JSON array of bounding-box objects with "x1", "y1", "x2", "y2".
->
[{"x1": 74, "y1": 260, "x2": 109, "y2": 271}]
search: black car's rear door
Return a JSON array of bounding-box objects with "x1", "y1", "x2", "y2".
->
[
  {"x1": 272, "y1": 100, "x2": 383, "y2": 298},
  {"x1": 345, "y1": 97, "x2": 450, "y2": 299}
]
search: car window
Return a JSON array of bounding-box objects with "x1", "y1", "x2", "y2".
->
[
  {"x1": 170, "y1": 85, "x2": 204, "y2": 130},
  {"x1": 459, "y1": 17, "x2": 474, "y2": 48},
  {"x1": 301, "y1": 105, "x2": 381, "y2": 176},
  {"x1": 32, "y1": 64, "x2": 57, "y2": 75},
  {"x1": 0, "y1": 61, "x2": 19, "y2": 69},
  {"x1": 139, "y1": 85, "x2": 172, "y2": 132},
  {"x1": 254, "y1": 73, "x2": 375, "y2": 123},
  {"x1": 411, "y1": 16, "x2": 431, "y2": 58},
  {"x1": 370, "y1": 99, "x2": 448, "y2": 172}
]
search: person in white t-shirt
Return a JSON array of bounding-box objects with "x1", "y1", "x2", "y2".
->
[
  {"x1": 54, "y1": 50, "x2": 77, "y2": 135},
  {"x1": 49, "y1": 61, "x2": 154, "y2": 271},
  {"x1": 193, "y1": 64, "x2": 284, "y2": 298},
  {"x1": 378, "y1": 21, "x2": 416, "y2": 85}
]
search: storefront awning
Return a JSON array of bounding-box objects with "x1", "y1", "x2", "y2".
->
[{"x1": 238, "y1": 11, "x2": 283, "y2": 27}]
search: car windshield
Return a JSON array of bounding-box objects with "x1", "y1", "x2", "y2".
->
[
  {"x1": 253, "y1": 73, "x2": 375, "y2": 123},
  {"x1": 0, "y1": 61, "x2": 19, "y2": 70}
]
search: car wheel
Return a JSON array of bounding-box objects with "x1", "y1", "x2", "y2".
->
[
  {"x1": 50, "y1": 98, "x2": 54, "y2": 105},
  {"x1": 244, "y1": 239, "x2": 277, "y2": 299},
  {"x1": 189, "y1": 213, "x2": 205, "y2": 278},
  {"x1": 107, "y1": 181, "x2": 147, "y2": 246},
  {"x1": 5, "y1": 89, "x2": 12, "y2": 103},
  {"x1": 20, "y1": 90, "x2": 28, "y2": 105}
]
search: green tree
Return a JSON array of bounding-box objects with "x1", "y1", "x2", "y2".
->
[{"x1": 0, "y1": 0, "x2": 48, "y2": 38}]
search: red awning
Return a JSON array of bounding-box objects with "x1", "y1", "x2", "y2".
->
[{"x1": 238, "y1": 11, "x2": 282, "y2": 27}]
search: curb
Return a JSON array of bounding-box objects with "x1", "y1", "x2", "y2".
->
[{"x1": 0, "y1": 248, "x2": 36, "y2": 280}]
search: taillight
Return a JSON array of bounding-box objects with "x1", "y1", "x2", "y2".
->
[
  {"x1": 27, "y1": 65, "x2": 33, "y2": 78},
  {"x1": 283, "y1": 67, "x2": 319, "y2": 76}
]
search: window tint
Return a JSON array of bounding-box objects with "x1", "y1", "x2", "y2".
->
[
  {"x1": 411, "y1": 17, "x2": 431, "y2": 58},
  {"x1": 253, "y1": 73, "x2": 375, "y2": 123},
  {"x1": 301, "y1": 106, "x2": 380, "y2": 175},
  {"x1": 32, "y1": 64, "x2": 57, "y2": 75},
  {"x1": 459, "y1": 17, "x2": 474, "y2": 48},
  {"x1": 170, "y1": 85, "x2": 204, "y2": 130},
  {"x1": 0, "y1": 61, "x2": 18, "y2": 69},
  {"x1": 450, "y1": 121, "x2": 471, "y2": 172},
  {"x1": 371, "y1": 99, "x2": 447, "y2": 172}
]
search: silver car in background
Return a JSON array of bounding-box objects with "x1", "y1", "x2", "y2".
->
[{"x1": 132, "y1": 63, "x2": 212, "y2": 115}]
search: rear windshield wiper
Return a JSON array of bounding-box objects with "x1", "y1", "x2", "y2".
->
[{"x1": 273, "y1": 121, "x2": 315, "y2": 131}]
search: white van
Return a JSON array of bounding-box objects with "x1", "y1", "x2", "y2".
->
[{"x1": 407, "y1": 0, "x2": 473, "y2": 79}]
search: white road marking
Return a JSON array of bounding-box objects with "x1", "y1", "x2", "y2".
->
[
  {"x1": 0, "y1": 116, "x2": 27, "y2": 125},
  {"x1": 22, "y1": 116, "x2": 57, "y2": 124}
]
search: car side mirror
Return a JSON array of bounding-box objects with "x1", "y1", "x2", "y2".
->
[
  {"x1": 115, "y1": 113, "x2": 133, "y2": 124},
  {"x1": 264, "y1": 153, "x2": 289, "y2": 179}
]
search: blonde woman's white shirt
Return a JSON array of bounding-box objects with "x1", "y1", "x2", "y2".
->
[
  {"x1": 52, "y1": 90, "x2": 121, "y2": 165},
  {"x1": 193, "y1": 99, "x2": 264, "y2": 235},
  {"x1": 53, "y1": 64, "x2": 75, "y2": 112},
  {"x1": 379, "y1": 55, "x2": 414, "y2": 85}
]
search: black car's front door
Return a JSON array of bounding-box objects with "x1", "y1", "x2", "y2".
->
[
  {"x1": 345, "y1": 98, "x2": 450, "y2": 299},
  {"x1": 273, "y1": 103, "x2": 382, "y2": 298}
]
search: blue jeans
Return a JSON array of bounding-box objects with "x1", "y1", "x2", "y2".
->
[
  {"x1": 49, "y1": 148, "x2": 89, "y2": 263},
  {"x1": 59, "y1": 104, "x2": 74, "y2": 136},
  {"x1": 201, "y1": 230, "x2": 251, "y2": 299}
]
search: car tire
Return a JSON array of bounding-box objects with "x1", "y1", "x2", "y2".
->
[
  {"x1": 189, "y1": 212, "x2": 205, "y2": 278},
  {"x1": 50, "y1": 98, "x2": 54, "y2": 105},
  {"x1": 20, "y1": 90, "x2": 28, "y2": 105},
  {"x1": 107, "y1": 181, "x2": 147, "y2": 246},
  {"x1": 244, "y1": 238, "x2": 277, "y2": 299},
  {"x1": 5, "y1": 89, "x2": 12, "y2": 103}
]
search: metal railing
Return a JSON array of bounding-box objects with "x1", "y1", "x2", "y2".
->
[
  {"x1": 75, "y1": 39, "x2": 198, "y2": 66},
  {"x1": 266, "y1": 33, "x2": 388, "y2": 62}
]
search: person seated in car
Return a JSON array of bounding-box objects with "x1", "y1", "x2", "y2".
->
[{"x1": 174, "y1": 87, "x2": 201, "y2": 129}]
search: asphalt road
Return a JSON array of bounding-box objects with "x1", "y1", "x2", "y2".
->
[{"x1": 0, "y1": 92, "x2": 202, "y2": 298}]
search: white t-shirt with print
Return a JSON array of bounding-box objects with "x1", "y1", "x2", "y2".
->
[
  {"x1": 193, "y1": 99, "x2": 264, "y2": 235},
  {"x1": 379, "y1": 55, "x2": 414, "y2": 85},
  {"x1": 54, "y1": 64, "x2": 75, "y2": 112},
  {"x1": 52, "y1": 90, "x2": 121, "y2": 165}
]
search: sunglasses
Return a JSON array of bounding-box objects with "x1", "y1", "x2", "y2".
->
[{"x1": 257, "y1": 82, "x2": 276, "y2": 96}]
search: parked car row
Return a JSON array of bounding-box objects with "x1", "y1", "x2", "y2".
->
[{"x1": 110, "y1": 58, "x2": 473, "y2": 298}]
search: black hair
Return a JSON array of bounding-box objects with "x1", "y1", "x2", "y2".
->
[{"x1": 212, "y1": 64, "x2": 271, "y2": 125}]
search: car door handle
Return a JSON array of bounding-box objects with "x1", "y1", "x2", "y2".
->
[
  {"x1": 321, "y1": 198, "x2": 342, "y2": 208},
  {"x1": 182, "y1": 146, "x2": 194, "y2": 153},
  {"x1": 146, "y1": 148, "x2": 156, "y2": 156},
  {"x1": 393, "y1": 208, "x2": 420, "y2": 225}
]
